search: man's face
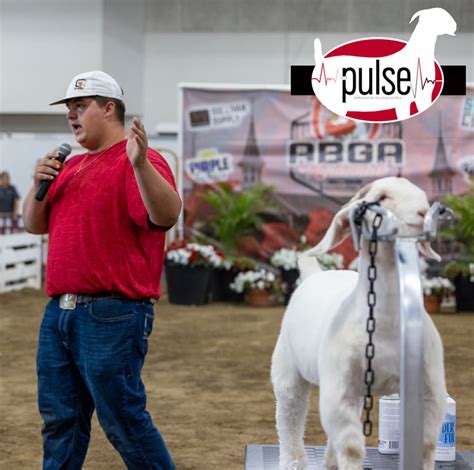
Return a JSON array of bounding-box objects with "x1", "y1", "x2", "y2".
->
[
  {"x1": 66, "y1": 97, "x2": 107, "y2": 150},
  {"x1": 0, "y1": 174, "x2": 9, "y2": 188}
]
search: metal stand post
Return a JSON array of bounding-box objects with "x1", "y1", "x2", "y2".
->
[{"x1": 395, "y1": 238, "x2": 425, "y2": 470}]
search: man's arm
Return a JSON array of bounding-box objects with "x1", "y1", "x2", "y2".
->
[
  {"x1": 22, "y1": 153, "x2": 63, "y2": 234},
  {"x1": 127, "y1": 118, "x2": 181, "y2": 227}
]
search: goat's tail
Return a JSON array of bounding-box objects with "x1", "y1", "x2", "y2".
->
[{"x1": 297, "y1": 252, "x2": 322, "y2": 280}]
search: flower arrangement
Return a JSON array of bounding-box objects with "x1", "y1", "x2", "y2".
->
[
  {"x1": 271, "y1": 248, "x2": 299, "y2": 271},
  {"x1": 317, "y1": 253, "x2": 344, "y2": 270},
  {"x1": 229, "y1": 269, "x2": 279, "y2": 293},
  {"x1": 165, "y1": 240, "x2": 224, "y2": 269},
  {"x1": 270, "y1": 248, "x2": 344, "y2": 271},
  {"x1": 422, "y1": 276, "x2": 454, "y2": 298}
]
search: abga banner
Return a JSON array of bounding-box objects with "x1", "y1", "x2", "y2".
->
[{"x1": 180, "y1": 86, "x2": 473, "y2": 261}]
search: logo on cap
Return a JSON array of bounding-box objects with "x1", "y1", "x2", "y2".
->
[{"x1": 74, "y1": 79, "x2": 87, "y2": 90}]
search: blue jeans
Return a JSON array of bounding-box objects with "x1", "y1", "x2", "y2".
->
[{"x1": 36, "y1": 297, "x2": 175, "y2": 470}]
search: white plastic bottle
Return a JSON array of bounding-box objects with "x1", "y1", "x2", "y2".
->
[
  {"x1": 378, "y1": 393, "x2": 456, "y2": 460},
  {"x1": 435, "y1": 395, "x2": 456, "y2": 461}
]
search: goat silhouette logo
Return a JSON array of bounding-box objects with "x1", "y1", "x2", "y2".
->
[{"x1": 312, "y1": 8, "x2": 456, "y2": 123}]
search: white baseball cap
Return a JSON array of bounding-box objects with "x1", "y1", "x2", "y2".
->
[{"x1": 49, "y1": 70, "x2": 124, "y2": 105}]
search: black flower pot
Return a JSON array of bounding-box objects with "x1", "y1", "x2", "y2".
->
[
  {"x1": 280, "y1": 268, "x2": 300, "y2": 305},
  {"x1": 211, "y1": 268, "x2": 244, "y2": 302},
  {"x1": 165, "y1": 265, "x2": 212, "y2": 305},
  {"x1": 454, "y1": 274, "x2": 474, "y2": 312}
]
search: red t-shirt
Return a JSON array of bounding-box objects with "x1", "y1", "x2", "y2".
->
[{"x1": 46, "y1": 140, "x2": 177, "y2": 299}]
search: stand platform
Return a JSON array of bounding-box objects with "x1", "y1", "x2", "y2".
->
[{"x1": 244, "y1": 445, "x2": 474, "y2": 470}]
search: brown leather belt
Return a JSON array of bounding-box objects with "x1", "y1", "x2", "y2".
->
[{"x1": 56, "y1": 293, "x2": 156, "y2": 310}]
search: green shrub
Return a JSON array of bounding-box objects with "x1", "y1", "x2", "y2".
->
[{"x1": 201, "y1": 183, "x2": 276, "y2": 256}]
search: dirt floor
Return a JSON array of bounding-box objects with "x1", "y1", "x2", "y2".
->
[{"x1": 0, "y1": 288, "x2": 473, "y2": 469}]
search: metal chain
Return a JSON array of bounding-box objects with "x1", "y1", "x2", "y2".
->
[
  {"x1": 363, "y1": 211, "x2": 383, "y2": 436},
  {"x1": 353, "y1": 201, "x2": 382, "y2": 437}
]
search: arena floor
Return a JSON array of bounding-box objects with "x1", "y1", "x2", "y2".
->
[{"x1": 0, "y1": 289, "x2": 473, "y2": 469}]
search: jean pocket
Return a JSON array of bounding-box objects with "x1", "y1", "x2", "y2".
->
[
  {"x1": 88, "y1": 299, "x2": 135, "y2": 323},
  {"x1": 143, "y1": 310, "x2": 154, "y2": 339}
]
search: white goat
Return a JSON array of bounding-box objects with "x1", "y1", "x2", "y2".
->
[
  {"x1": 313, "y1": 7, "x2": 456, "y2": 120},
  {"x1": 271, "y1": 177, "x2": 447, "y2": 470}
]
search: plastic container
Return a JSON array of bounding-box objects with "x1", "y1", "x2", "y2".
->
[
  {"x1": 378, "y1": 393, "x2": 456, "y2": 461},
  {"x1": 435, "y1": 395, "x2": 456, "y2": 461},
  {"x1": 378, "y1": 394, "x2": 400, "y2": 454}
]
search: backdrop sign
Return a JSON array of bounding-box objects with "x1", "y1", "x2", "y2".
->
[
  {"x1": 181, "y1": 86, "x2": 473, "y2": 200},
  {"x1": 180, "y1": 85, "x2": 473, "y2": 262}
]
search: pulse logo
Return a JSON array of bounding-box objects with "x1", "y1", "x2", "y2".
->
[{"x1": 311, "y1": 8, "x2": 457, "y2": 123}]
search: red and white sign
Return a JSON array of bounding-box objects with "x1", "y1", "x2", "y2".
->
[{"x1": 312, "y1": 8, "x2": 457, "y2": 123}]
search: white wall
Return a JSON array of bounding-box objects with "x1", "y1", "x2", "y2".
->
[
  {"x1": 0, "y1": 0, "x2": 145, "y2": 116},
  {"x1": 0, "y1": 0, "x2": 104, "y2": 114},
  {"x1": 102, "y1": 0, "x2": 145, "y2": 116},
  {"x1": 143, "y1": 33, "x2": 287, "y2": 131}
]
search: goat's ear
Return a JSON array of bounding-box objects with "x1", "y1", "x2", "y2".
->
[
  {"x1": 305, "y1": 182, "x2": 384, "y2": 256},
  {"x1": 410, "y1": 10, "x2": 422, "y2": 23},
  {"x1": 418, "y1": 240, "x2": 441, "y2": 262},
  {"x1": 348, "y1": 182, "x2": 373, "y2": 203},
  {"x1": 305, "y1": 205, "x2": 353, "y2": 256}
]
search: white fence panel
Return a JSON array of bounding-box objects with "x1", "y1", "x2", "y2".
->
[{"x1": 0, "y1": 233, "x2": 42, "y2": 293}]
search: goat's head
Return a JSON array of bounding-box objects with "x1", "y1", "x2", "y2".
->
[
  {"x1": 307, "y1": 177, "x2": 441, "y2": 261},
  {"x1": 410, "y1": 7, "x2": 457, "y2": 37}
]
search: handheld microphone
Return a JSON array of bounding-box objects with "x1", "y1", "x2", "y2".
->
[{"x1": 35, "y1": 143, "x2": 72, "y2": 201}]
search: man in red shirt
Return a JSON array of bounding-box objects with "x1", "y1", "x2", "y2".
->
[{"x1": 23, "y1": 71, "x2": 181, "y2": 470}]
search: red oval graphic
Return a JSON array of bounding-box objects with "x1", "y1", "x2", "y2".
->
[{"x1": 313, "y1": 37, "x2": 444, "y2": 123}]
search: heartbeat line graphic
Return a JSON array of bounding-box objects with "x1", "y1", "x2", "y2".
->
[
  {"x1": 312, "y1": 58, "x2": 442, "y2": 98},
  {"x1": 311, "y1": 63, "x2": 343, "y2": 85},
  {"x1": 412, "y1": 57, "x2": 441, "y2": 98}
]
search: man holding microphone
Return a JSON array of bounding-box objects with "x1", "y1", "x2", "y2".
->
[{"x1": 23, "y1": 71, "x2": 180, "y2": 470}]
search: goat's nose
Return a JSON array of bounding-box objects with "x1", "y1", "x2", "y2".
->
[{"x1": 418, "y1": 209, "x2": 427, "y2": 218}]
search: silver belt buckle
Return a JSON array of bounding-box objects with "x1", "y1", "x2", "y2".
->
[{"x1": 59, "y1": 293, "x2": 77, "y2": 310}]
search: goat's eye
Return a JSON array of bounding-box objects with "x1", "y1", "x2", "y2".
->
[{"x1": 379, "y1": 195, "x2": 388, "y2": 202}]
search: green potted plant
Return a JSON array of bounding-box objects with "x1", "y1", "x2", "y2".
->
[
  {"x1": 202, "y1": 183, "x2": 275, "y2": 301},
  {"x1": 201, "y1": 182, "x2": 275, "y2": 256},
  {"x1": 441, "y1": 188, "x2": 474, "y2": 311}
]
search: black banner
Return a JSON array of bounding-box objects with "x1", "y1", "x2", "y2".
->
[{"x1": 290, "y1": 65, "x2": 466, "y2": 96}]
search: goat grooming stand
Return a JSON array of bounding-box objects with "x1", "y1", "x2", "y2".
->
[{"x1": 245, "y1": 203, "x2": 474, "y2": 470}]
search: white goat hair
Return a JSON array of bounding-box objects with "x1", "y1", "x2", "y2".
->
[{"x1": 271, "y1": 177, "x2": 447, "y2": 470}]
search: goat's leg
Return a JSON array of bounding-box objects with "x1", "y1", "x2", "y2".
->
[
  {"x1": 324, "y1": 439, "x2": 338, "y2": 470},
  {"x1": 272, "y1": 335, "x2": 312, "y2": 470},
  {"x1": 319, "y1": 386, "x2": 365, "y2": 470},
  {"x1": 422, "y1": 324, "x2": 448, "y2": 470},
  {"x1": 422, "y1": 374, "x2": 446, "y2": 469}
]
